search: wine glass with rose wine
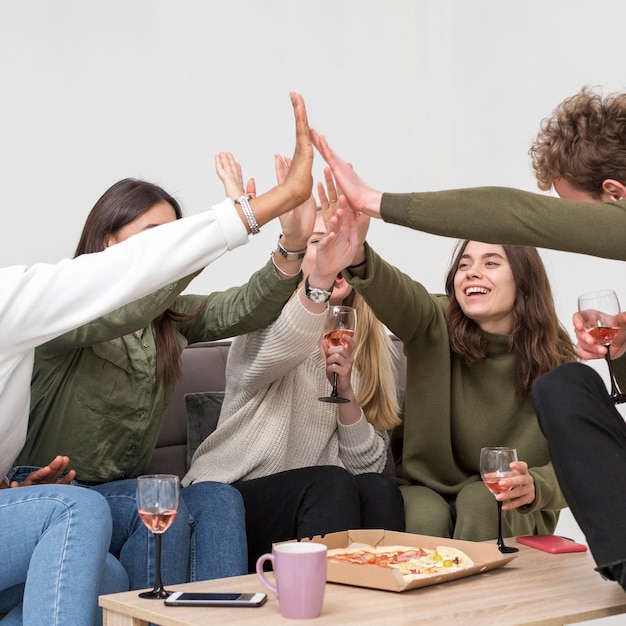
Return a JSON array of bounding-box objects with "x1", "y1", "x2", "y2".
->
[
  {"x1": 479, "y1": 447, "x2": 519, "y2": 554},
  {"x1": 319, "y1": 305, "x2": 357, "y2": 403},
  {"x1": 578, "y1": 290, "x2": 626, "y2": 404},
  {"x1": 136, "y1": 474, "x2": 179, "y2": 598}
]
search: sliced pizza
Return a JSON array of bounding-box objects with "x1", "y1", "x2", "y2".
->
[{"x1": 327, "y1": 543, "x2": 474, "y2": 581}]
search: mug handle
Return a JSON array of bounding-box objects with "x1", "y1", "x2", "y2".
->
[{"x1": 256, "y1": 553, "x2": 278, "y2": 597}]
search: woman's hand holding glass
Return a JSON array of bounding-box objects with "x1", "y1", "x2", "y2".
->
[
  {"x1": 494, "y1": 461, "x2": 535, "y2": 511},
  {"x1": 573, "y1": 310, "x2": 626, "y2": 361},
  {"x1": 321, "y1": 331, "x2": 357, "y2": 406}
]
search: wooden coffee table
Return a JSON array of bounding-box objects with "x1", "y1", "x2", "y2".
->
[{"x1": 100, "y1": 543, "x2": 626, "y2": 625}]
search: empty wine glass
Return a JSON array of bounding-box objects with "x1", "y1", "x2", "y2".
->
[
  {"x1": 319, "y1": 305, "x2": 357, "y2": 403},
  {"x1": 479, "y1": 447, "x2": 519, "y2": 554},
  {"x1": 578, "y1": 289, "x2": 626, "y2": 404},
  {"x1": 136, "y1": 474, "x2": 180, "y2": 598}
]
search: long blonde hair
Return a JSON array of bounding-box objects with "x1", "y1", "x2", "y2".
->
[{"x1": 350, "y1": 293, "x2": 402, "y2": 430}]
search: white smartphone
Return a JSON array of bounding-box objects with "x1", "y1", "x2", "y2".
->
[{"x1": 164, "y1": 591, "x2": 267, "y2": 607}]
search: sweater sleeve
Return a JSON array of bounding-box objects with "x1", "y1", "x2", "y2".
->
[
  {"x1": 0, "y1": 198, "x2": 248, "y2": 354},
  {"x1": 228, "y1": 294, "x2": 326, "y2": 394},
  {"x1": 521, "y1": 462, "x2": 568, "y2": 514},
  {"x1": 177, "y1": 258, "x2": 300, "y2": 344},
  {"x1": 338, "y1": 414, "x2": 389, "y2": 474},
  {"x1": 381, "y1": 187, "x2": 626, "y2": 261}
]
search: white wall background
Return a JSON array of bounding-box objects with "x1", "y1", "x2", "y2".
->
[{"x1": 2, "y1": 4, "x2": 626, "y2": 614}]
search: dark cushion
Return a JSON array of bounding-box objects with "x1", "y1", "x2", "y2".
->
[{"x1": 184, "y1": 391, "x2": 224, "y2": 467}]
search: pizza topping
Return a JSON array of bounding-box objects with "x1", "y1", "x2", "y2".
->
[{"x1": 327, "y1": 544, "x2": 474, "y2": 581}]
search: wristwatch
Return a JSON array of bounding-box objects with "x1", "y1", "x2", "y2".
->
[
  {"x1": 277, "y1": 234, "x2": 307, "y2": 261},
  {"x1": 305, "y1": 276, "x2": 333, "y2": 303}
]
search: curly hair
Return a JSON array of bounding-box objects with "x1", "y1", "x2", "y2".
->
[
  {"x1": 445, "y1": 240, "x2": 578, "y2": 397},
  {"x1": 530, "y1": 87, "x2": 626, "y2": 197}
]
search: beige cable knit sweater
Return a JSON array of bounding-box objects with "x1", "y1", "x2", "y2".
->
[{"x1": 182, "y1": 295, "x2": 388, "y2": 486}]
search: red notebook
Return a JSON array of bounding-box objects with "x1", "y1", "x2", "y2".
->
[{"x1": 516, "y1": 535, "x2": 587, "y2": 553}]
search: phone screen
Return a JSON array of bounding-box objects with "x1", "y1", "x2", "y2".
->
[
  {"x1": 178, "y1": 593, "x2": 253, "y2": 601},
  {"x1": 164, "y1": 591, "x2": 267, "y2": 607}
]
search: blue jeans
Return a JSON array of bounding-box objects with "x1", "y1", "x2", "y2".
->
[
  {"x1": 0, "y1": 484, "x2": 128, "y2": 626},
  {"x1": 82, "y1": 478, "x2": 247, "y2": 588},
  {"x1": 9, "y1": 471, "x2": 248, "y2": 589}
]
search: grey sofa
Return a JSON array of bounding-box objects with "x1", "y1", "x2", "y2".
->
[{"x1": 146, "y1": 337, "x2": 406, "y2": 480}]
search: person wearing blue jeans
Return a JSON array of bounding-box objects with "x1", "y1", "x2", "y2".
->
[
  {"x1": 0, "y1": 484, "x2": 128, "y2": 626},
  {"x1": 10, "y1": 469, "x2": 248, "y2": 588},
  {"x1": 87, "y1": 479, "x2": 247, "y2": 586}
]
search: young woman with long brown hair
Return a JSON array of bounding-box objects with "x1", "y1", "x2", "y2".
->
[{"x1": 344, "y1": 234, "x2": 578, "y2": 541}]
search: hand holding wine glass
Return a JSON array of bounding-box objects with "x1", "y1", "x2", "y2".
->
[
  {"x1": 136, "y1": 474, "x2": 180, "y2": 599},
  {"x1": 319, "y1": 305, "x2": 357, "y2": 403},
  {"x1": 577, "y1": 289, "x2": 626, "y2": 404},
  {"x1": 479, "y1": 447, "x2": 519, "y2": 554}
]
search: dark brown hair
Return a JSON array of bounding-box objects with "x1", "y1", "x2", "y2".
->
[
  {"x1": 444, "y1": 240, "x2": 578, "y2": 396},
  {"x1": 75, "y1": 178, "x2": 206, "y2": 389}
]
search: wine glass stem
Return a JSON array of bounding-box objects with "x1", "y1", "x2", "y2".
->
[
  {"x1": 497, "y1": 499, "x2": 505, "y2": 549},
  {"x1": 331, "y1": 372, "x2": 339, "y2": 397},
  {"x1": 605, "y1": 352, "x2": 624, "y2": 398},
  {"x1": 154, "y1": 532, "x2": 164, "y2": 593}
]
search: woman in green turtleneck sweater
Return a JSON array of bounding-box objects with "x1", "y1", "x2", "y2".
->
[{"x1": 341, "y1": 234, "x2": 577, "y2": 540}]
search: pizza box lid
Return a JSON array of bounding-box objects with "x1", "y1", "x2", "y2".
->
[{"x1": 290, "y1": 529, "x2": 516, "y2": 592}]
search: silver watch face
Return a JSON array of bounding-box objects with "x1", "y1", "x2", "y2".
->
[{"x1": 307, "y1": 287, "x2": 331, "y2": 303}]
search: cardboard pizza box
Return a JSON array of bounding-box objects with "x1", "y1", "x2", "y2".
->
[{"x1": 291, "y1": 529, "x2": 516, "y2": 592}]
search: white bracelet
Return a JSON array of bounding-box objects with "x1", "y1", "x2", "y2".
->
[
  {"x1": 270, "y1": 251, "x2": 301, "y2": 277},
  {"x1": 234, "y1": 195, "x2": 260, "y2": 235}
]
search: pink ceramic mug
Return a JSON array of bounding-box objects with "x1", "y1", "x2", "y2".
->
[{"x1": 256, "y1": 542, "x2": 327, "y2": 619}]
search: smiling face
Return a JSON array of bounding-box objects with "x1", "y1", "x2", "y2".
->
[
  {"x1": 300, "y1": 212, "x2": 354, "y2": 304},
  {"x1": 452, "y1": 241, "x2": 517, "y2": 334}
]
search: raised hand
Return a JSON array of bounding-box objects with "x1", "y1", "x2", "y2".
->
[
  {"x1": 243, "y1": 93, "x2": 314, "y2": 230},
  {"x1": 274, "y1": 154, "x2": 316, "y2": 251},
  {"x1": 310, "y1": 128, "x2": 382, "y2": 218},
  {"x1": 215, "y1": 152, "x2": 256, "y2": 200},
  {"x1": 318, "y1": 166, "x2": 370, "y2": 262}
]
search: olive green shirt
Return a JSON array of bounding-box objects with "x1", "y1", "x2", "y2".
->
[
  {"x1": 19, "y1": 260, "x2": 300, "y2": 482},
  {"x1": 346, "y1": 244, "x2": 567, "y2": 535}
]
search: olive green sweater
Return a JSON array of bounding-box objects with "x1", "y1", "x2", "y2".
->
[
  {"x1": 380, "y1": 187, "x2": 626, "y2": 385},
  {"x1": 346, "y1": 244, "x2": 567, "y2": 534}
]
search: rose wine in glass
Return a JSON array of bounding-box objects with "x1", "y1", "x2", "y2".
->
[
  {"x1": 479, "y1": 447, "x2": 519, "y2": 554},
  {"x1": 578, "y1": 289, "x2": 626, "y2": 404},
  {"x1": 319, "y1": 305, "x2": 357, "y2": 403},
  {"x1": 136, "y1": 474, "x2": 179, "y2": 599}
]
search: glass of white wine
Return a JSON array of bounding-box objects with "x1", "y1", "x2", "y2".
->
[
  {"x1": 318, "y1": 305, "x2": 357, "y2": 403},
  {"x1": 136, "y1": 474, "x2": 180, "y2": 598}
]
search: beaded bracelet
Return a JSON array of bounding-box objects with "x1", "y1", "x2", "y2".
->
[
  {"x1": 270, "y1": 250, "x2": 301, "y2": 277},
  {"x1": 234, "y1": 194, "x2": 260, "y2": 235}
]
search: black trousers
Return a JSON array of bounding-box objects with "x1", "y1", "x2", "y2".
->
[
  {"x1": 233, "y1": 465, "x2": 405, "y2": 572},
  {"x1": 533, "y1": 362, "x2": 626, "y2": 588}
]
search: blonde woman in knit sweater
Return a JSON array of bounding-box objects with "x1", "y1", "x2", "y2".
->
[{"x1": 184, "y1": 158, "x2": 405, "y2": 570}]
